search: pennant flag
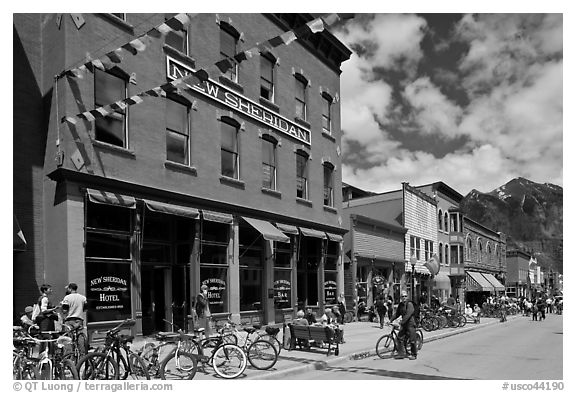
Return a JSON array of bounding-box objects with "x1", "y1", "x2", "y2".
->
[
  {"x1": 294, "y1": 24, "x2": 312, "y2": 39},
  {"x1": 126, "y1": 95, "x2": 144, "y2": 105},
  {"x1": 256, "y1": 41, "x2": 273, "y2": 53},
  {"x1": 337, "y1": 13, "x2": 355, "y2": 20},
  {"x1": 233, "y1": 51, "x2": 248, "y2": 63},
  {"x1": 129, "y1": 38, "x2": 147, "y2": 52},
  {"x1": 107, "y1": 50, "x2": 123, "y2": 63},
  {"x1": 56, "y1": 14, "x2": 63, "y2": 28},
  {"x1": 100, "y1": 56, "x2": 115, "y2": 70},
  {"x1": 95, "y1": 107, "x2": 110, "y2": 117},
  {"x1": 268, "y1": 36, "x2": 285, "y2": 48},
  {"x1": 215, "y1": 58, "x2": 234, "y2": 74},
  {"x1": 121, "y1": 42, "x2": 138, "y2": 55},
  {"x1": 245, "y1": 48, "x2": 258, "y2": 58},
  {"x1": 70, "y1": 13, "x2": 86, "y2": 30},
  {"x1": 63, "y1": 116, "x2": 78, "y2": 125},
  {"x1": 322, "y1": 14, "x2": 340, "y2": 26},
  {"x1": 157, "y1": 23, "x2": 173, "y2": 36},
  {"x1": 89, "y1": 109, "x2": 104, "y2": 119},
  {"x1": 91, "y1": 59, "x2": 105, "y2": 71},
  {"x1": 280, "y1": 31, "x2": 297, "y2": 45},
  {"x1": 195, "y1": 69, "x2": 209, "y2": 82},
  {"x1": 79, "y1": 112, "x2": 96, "y2": 122},
  {"x1": 306, "y1": 18, "x2": 325, "y2": 34},
  {"x1": 147, "y1": 27, "x2": 163, "y2": 39},
  {"x1": 110, "y1": 101, "x2": 127, "y2": 111}
]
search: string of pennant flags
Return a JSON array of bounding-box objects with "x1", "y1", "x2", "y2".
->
[{"x1": 62, "y1": 13, "x2": 353, "y2": 125}]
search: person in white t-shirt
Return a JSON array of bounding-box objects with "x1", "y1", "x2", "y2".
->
[{"x1": 61, "y1": 283, "x2": 87, "y2": 330}]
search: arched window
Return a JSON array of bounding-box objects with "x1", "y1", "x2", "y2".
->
[
  {"x1": 439, "y1": 242, "x2": 443, "y2": 264},
  {"x1": 444, "y1": 212, "x2": 449, "y2": 233},
  {"x1": 466, "y1": 236, "x2": 472, "y2": 261},
  {"x1": 486, "y1": 243, "x2": 492, "y2": 264},
  {"x1": 445, "y1": 244, "x2": 449, "y2": 265},
  {"x1": 477, "y1": 239, "x2": 483, "y2": 263},
  {"x1": 438, "y1": 210, "x2": 443, "y2": 231}
]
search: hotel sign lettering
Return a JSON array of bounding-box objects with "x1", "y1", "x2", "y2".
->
[{"x1": 167, "y1": 56, "x2": 311, "y2": 145}]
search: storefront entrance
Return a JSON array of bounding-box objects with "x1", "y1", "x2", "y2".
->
[{"x1": 141, "y1": 266, "x2": 170, "y2": 335}]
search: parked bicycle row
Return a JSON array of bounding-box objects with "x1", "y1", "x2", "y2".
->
[{"x1": 13, "y1": 315, "x2": 288, "y2": 380}]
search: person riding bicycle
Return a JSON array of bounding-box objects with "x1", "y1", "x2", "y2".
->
[{"x1": 391, "y1": 290, "x2": 418, "y2": 360}]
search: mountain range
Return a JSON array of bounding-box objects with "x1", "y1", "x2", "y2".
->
[{"x1": 460, "y1": 177, "x2": 563, "y2": 274}]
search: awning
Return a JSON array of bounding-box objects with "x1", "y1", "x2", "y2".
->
[
  {"x1": 276, "y1": 223, "x2": 299, "y2": 235},
  {"x1": 424, "y1": 255, "x2": 440, "y2": 275},
  {"x1": 242, "y1": 217, "x2": 290, "y2": 243},
  {"x1": 87, "y1": 189, "x2": 136, "y2": 209},
  {"x1": 466, "y1": 271, "x2": 493, "y2": 292},
  {"x1": 482, "y1": 273, "x2": 505, "y2": 291},
  {"x1": 325, "y1": 232, "x2": 343, "y2": 242},
  {"x1": 404, "y1": 259, "x2": 431, "y2": 275},
  {"x1": 13, "y1": 214, "x2": 27, "y2": 251},
  {"x1": 202, "y1": 210, "x2": 233, "y2": 224},
  {"x1": 299, "y1": 227, "x2": 327, "y2": 239},
  {"x1": 144, "y1": 200, "x2": 199, "y2": 219},
  {"x1": 433, "y1": 271, "x2": 451, "y2": 290}
]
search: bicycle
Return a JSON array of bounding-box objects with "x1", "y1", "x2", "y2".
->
[
  {"x1": 343, "y1": 310, "x2": 355, "y2": 323},
  {"x1": 29, "y1": 328, "x2": 79, "y2": 380},
  {"x1": 77, "y1": 319, "x2": 150, "y2": 380},
  {"x1": 375, "y1": 323, "x2": 423, "y2": 359},
  {"x1": 217, "y1": 316, "x2": 278, "y2": 370},
  {"x1": 13, "y1": 328, "x2": 40, "y2": 380},
  {"x1": 60, "y1": 323, "x2": 88, "y2": 365},
  {"x1": 137, "y1": 319, "x2": 199, "y2": 380},
  {"x1": 179, "y1": 325, "x2": 247, "y2": 379}
]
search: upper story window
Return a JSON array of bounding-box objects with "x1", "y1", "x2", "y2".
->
[
  {"x1": 439, "y1": 242, "x2": 444, "y2": 264},
  {"x1": 424, "y1": 240, "x2": 434, "y2": 261},
  {"x1": 296, "y1": 150, "x2": 309, "y2": 200},
  {"x1": 262, "y1": 136, "x2": 277, "y2": 190},
  {"x1": 322, "y1": 93, "x2": 333, "y2": 134},
  {"x1": 438, "y1": 210, "x2": 443, "y2": 231},
  {"x1": 466, "y1": 237, "x2": 472, "y2": 261},
  {"x1": 486, "y1": 243, "x2": 492, "y2": 264},
  {"x1": 220, "y1": 23, "x2": 239, "y2": 83},
  {"x1": 94, "y1": 69, "x2": 128, "y2": 148},
  {"x1": 323, "y1": 162, "x2": 334, "y2": 207},
  {"x1": 477, "y1": 240, "x2": 483, "y2": 263},
  {"x1": 295, "y1": 74, "x2": 307, "y2": 120},
  {"x1": 166, "y1": 98, "x2": 190, "y2": 165},
  {"x1": 444, "y1": 212, "x2": 449, "y2": 233},
  {"x1": 220, "y1": 118, "x2": 240, "y2": 179},
  {"x1": 410, "y1": 236, "x2": 421, "y2": 260},
  {"x1": 260, "y1": 54, "x2": 275, "y2": 102},
  {"x1": 165, "y1": 13, "x2": 188, "y2": 54}
]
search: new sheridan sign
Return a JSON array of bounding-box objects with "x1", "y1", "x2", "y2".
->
[{"x1": 167, "y1": 56, "x2": 311, "y2": 145}]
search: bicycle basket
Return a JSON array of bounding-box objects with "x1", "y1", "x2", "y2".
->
[{"x1": 265, "y1": 326, "x2": 279, "y2": 336}]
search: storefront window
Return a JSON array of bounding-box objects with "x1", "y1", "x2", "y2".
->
[
  {"x1": 200, "y1": 267, "x2": 228, "y2": 314},
  {"x1": 297, "y1": 237, "x2": 320, "y2": 307},
  {"x1": 86, "y1": 262, "x2": 132, "y2": 323},
  {"x1": 86, "y1": 203, "x2": 131, "y2": 231},
  {"x1": 239, "y1": 223, "x2": 263, "y2": 311},
  {"x1": 240, "y1": 269, "x2": 263, "y2": 311},
  {"x1": 274, "y1": 239, "x2": 292, "y2": 309},
  {"x1": 324, "y1": 271, "x2": 337, "y2": 304},
  {"x1": 275, "y1": 241, "x2": 291, "y2": 268},
  {"x1": 325, "y1": 240, "x2": 339, "y2": 271},
  {"x1": 141, "y1": 243, "x2": 171, "y2": 264}
]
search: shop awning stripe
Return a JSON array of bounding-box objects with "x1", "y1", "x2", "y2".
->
[
  {"x1": 325, "y1": 232, "x2": 343, "y2": 242},
  {"x1": 242, "y1": 217, "x2": 290, "y2": 243},
  {"x1": 144, "y1": 200, "x2": 199, "y2": 219},
  {"x1": 404, "y1": 260, "x2": 431, "y2": 275},
  {"x1": 86, "y1": 188, "x2": 136, "y2": 209},
  {"x1": 466, "y1": 271, "x2": 494, "y2": 292},
  {"x1": 481, "y1": 273, "x2": 505, "y2": 291},
  {"x1": 275, "y1": 223, "x2": 299, "y2": 235},
  {"x1": 299, "y1": 227, "x2": 327, "y2": 239},
  {"x1": 202, "y1": 210, "x2": 233, "y2": 224}
]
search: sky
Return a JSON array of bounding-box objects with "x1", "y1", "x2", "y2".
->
[{"x1": 330, "y1": 13, "x2": 563, "y2": 196}]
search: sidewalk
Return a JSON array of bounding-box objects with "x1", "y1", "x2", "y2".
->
[{"x1": 132, "y1": 315, "x2": 522, "y2": 380}]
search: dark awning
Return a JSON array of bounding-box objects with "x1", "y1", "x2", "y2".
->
[
  {"x1": 202, "y1": 210, "x2": 233, "y2": 224},
  {"x1": 325, "y1": 232, "x2": 343, "y2": 242},
  {"x1": 276, "y1": 223, "x2": 299, "y2": 235},
  {"x1": 299, "y1": 227, "x2": 327, "y2": 239},
  {"x1": 144, "y1": 200, "x2": 199, "y2": 219},
  {"x1": 13, "y1": 214, "x2": 27, "y2": 251},
  {"x1": 482, "y1": 273, "x2": 505, "y2": 291},
  {"x1": 466, "y1": 271, "x2": 493, "y2": 292},
  {"x1": 242, "y1": 217, "x2": 290, "y2": 243},
  {"x1": 87, "y1": 189, "x2": 136, "y2": 209}
]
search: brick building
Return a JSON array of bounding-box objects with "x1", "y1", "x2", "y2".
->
[
  {"x1": 13, "y1": 13, "x2": 351, "y2": 336},
  {"x1": 506, "y1": 249, "x2": 531, "y2": 298}
]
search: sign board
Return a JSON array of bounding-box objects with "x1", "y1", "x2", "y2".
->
[
  {"x1": 324, "y1": 280, "x2": 337, "y2": 303},
  {"x1": 86, "y1": 263, "x2": 131, "y2": 322},
  {"x1": 273, "y1": 279, "x2": 291, "y2": 308},
  {"x1": 167, "y1": 56, "x2": 311, "y2": 145},
  {"x1": 372, "y1": 275, "x2": 385, "y2": 286},
  {"x1": 201, "y1": 278, "x2": 226, "y2": 306}
]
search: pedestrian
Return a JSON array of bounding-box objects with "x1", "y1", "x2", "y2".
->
[
  {"x1": 61, "y1": 283, "x2": 87, "y2": 331},
  {"x1": 19, "y1": 306, "x2": 36, "y2": 329},
  {"x1": 386, "y1": 295, "x2": 394, "y2": 321},
  {"x1": 337, "y1": 293, "x2": 346, "y2": 324},
  {"x1": 375, "y1": 295, "x2": 388, "y2": 328},
  {"x1": 195, "y1": 284, "x2": 211, "y2": 339},
  {"x1": 531, "y1": 303, "x2": 539, "y2": 321},
  {"x1": 391, "y1": 291, "x2": 418, "y2": 360},
  {"x1": 537, "y1": 298, "x2": 546, "y2": 321},
  {"x1": 546, "y1": 297, "x2": 553, "y2": 314},
  {"x1": 34, "y1": 284, "x2": 59, "y2": 332}
]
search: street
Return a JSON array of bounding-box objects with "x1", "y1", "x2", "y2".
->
[{"x1": 285, "y1": 314, "x2": 563, "y2": 380}]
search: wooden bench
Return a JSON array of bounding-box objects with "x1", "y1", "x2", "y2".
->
[{"x1": 288, "y1": 324, "x2": 340, "y2": 356}]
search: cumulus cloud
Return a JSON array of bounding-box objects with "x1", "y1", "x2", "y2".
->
[{"x1": 336, "y1": 13, "x2": 562, "y2": 194}]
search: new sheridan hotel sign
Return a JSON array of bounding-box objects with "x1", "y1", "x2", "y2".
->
[{"x1": 167, "y1": 56, "x2": 311, "y2": 145}]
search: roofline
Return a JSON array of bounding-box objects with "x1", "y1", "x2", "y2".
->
[
  {"x1": 350, "y1": 214, "x2": 407, "y2": 234},
  {"x1": 464, "y1": 216, "x2": 504, "y2": 239},
  {"x1": 415, "y1": 181, "x2": 464, "y2": 202}
]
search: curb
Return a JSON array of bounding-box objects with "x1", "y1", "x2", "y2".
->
[{"x1": 246, "y1": 316, "x2": 520, "y2": 380}]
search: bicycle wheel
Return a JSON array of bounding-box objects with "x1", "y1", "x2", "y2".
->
[
  {"x1": 200, "y1": 337, "x2": 223, "y2": 365},
  {"x1": 77, "y1": 352, "x2": 119, "y2": 380},
  {"x1": 344, "y1": 311, "x2": 354, "y2": 323},
  {"x1": 159, "y1": 351, "x2": 197, "y2": 380},
  {"x1": 247, "y1": 340, "x2": 278, "y2": 370},
  {"x1": 415, "y1": 330, "x2": 424, "y2": 350},
  {"x1": 375, "y1": 334, "x2": 395, "y2": 358},
  {"x1": 212, "y1": 344, "x2": 246, "y2": 379},
  {"x1": 458, "y1": 315, "x2": 467, "y2": 327},
  {"x1": 55, "y1": 359, "x2": 79, "y2": 380},
  {"x1": 420, "y1": 317, "x2": 433, "y2": 332},
  {"x1": 257, "y1": 333, "x2": 282, "y2": 356},
  {"x1": 124, "y1": 353, "x2": 150, "y2": 380},
  {"x1": 77, "y1": 333, "x2": 88, "y2": 358},
  {"x1": 438, "y1": 315, "x2": 448, "y2": 329}
]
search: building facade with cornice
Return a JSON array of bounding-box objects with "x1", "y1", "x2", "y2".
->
[{"x1": 13, "y1": 13, "x2": 351, "y2": 336}]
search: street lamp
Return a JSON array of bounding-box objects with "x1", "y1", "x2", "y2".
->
[{"x1": 410, "y1": 258, "x2": 417, "y2": 301}]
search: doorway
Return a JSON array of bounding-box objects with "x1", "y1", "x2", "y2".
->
[{"x1": 141, "y1": 266, "x2": 170, "y2": 335}]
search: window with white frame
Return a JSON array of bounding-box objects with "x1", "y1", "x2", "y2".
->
[
  {"x1": 410, "y1": 236, "x2": 421, "y2": 260},
  {"x1": 323, "y1": 162, "x2": 334, "y2": 207},
  {"x1": 260, "y1": 54, "x2": 275, "y2": 101},
  {"x1": 262, "y1": 135, "x2": 277, "y2": 190},
  {"x1": 220, "y1": 23, "x2": 239, "y2": 82},
  {"x1": 321, "y1": 93, "x2": 332, "y2": 134},
  {"x1": 220, "y1": 118, "x2": 239, "y2": 179},
  {"x1": 296, "y1": 151, "x2": 309, "y2": 199},
  {"x1": 295, "y1": 74, "x2": 307, "y2": 120},
  {"x1": 424, "y1": 240, "x2": 434, "y2": 261},
  {"x1": 438, "y1": 210, "x2": 443, "y2": 231},
  {"x1": 166, "y1": 98, "x2": 190, "y2": 165},
  {"x1": 94, "y1": 69, "x2": 128, "y2": 147}
]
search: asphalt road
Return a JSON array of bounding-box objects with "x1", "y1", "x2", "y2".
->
[{"x1": 284, "y1": 313, "x2": 563, "y2": 380}]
